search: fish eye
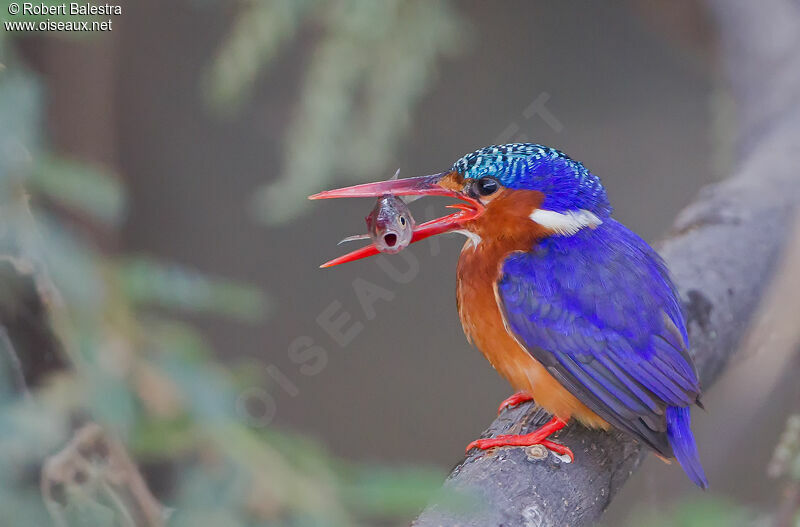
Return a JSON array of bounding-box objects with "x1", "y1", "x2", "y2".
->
[
  {"x1": 475, "y1": 177, "x2": 498, "y2": 196},
  {"x1": 399, "y1": 216, "x2": 407, "y2": 226}
]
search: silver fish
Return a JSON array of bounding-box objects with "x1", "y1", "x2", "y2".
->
[{"x1": 339, "y1": 183, "x2": 416, "y2": 254}]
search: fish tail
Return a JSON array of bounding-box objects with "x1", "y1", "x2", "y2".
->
[{"x1": 666, "y1": 405, "x2": 708, "y2": 489}]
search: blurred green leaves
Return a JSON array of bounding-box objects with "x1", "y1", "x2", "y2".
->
[
  {"x1": 342, "y1": 466, "x2": 463, "y2": 519},
  {"x1": 120, "y1": 257, "x2": 268, "y2": 322},
  {"x1": 0, "y1": 22, "x2": 445, "y2": 526},
  {"x1": 625, "y1": 497, "x2": 753, "y2": 527},
  {"x1": 769, "y1": 414, "x2": 800, "y2": 481},
  {"x1": 0, "y1": 71, "x2": 41, "y2": 183},
  {"x1": 205, "y1": 0, "x2": 465, "y2": 225},
  {"x1": 203, "y1": 0, "x2": 315, "y2": 110},
  {"x1": 53, "y1": 500, "x2": 120, "y2": 527},
  {"x1": 30, "y1": 156, "x2": 126, "y2": 226}
]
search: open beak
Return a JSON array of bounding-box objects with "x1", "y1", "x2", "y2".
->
[{"x1": 309, "y1": 172, "x2": 483, "y2": 268}]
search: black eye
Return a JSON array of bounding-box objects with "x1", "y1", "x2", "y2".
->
[
  {"x1": 475, "y1": 177, "x2": 498, "y2": 196},
  {"x1": 399, "y1": 216, "x2": 407, "y2": 226}
]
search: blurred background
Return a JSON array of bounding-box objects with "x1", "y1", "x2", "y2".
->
[{"x1": 0, "y1": 1, "x2": 798, "y2": 525}]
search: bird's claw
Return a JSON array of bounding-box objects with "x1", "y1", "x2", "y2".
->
[
  {"x1": 538, "y1": 440, "x2": 574, "y2": 462},
  {"x1": 465, "y1": 436, "x2": 574, "y2": 462},
  {"x1": 497, "y1": 392, "x2": 535, "y2": 415},
  {"x1": 465, "y1": 416, "x2": 573, "y2": 462}
]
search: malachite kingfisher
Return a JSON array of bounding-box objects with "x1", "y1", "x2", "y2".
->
[{"x1": 310, "y1": 143, "x2": 708, "y2": 489}]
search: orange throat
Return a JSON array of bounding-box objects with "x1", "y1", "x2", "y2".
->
[{"x1": 455, "y1": 191, "x2": 607, "y2": 428}]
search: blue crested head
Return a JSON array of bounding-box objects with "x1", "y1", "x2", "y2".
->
[{"x1": 452, "y1": 143, "x2": 612, "y2": 217}]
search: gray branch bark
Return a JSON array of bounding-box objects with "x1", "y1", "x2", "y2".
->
[{"x1": 413, "y1": 1, "x2": 800, "y2": 525}]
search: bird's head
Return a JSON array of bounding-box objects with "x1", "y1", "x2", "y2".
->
[{"x1": 311, "y1": 143, "x2": 612, "y2": 267}]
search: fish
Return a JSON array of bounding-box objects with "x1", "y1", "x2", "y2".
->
[{"x1": 339, "y1": 171, "x2": 416, "y2": 254}]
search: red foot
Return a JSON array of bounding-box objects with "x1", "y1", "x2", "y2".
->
[
  {"x1": 497, "y1": 392, "x2": 535, "y2": 415},
  {"x1": 465, "y1": 417, "x2": 574, "y2": 462}
]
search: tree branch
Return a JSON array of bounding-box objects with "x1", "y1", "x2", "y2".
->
[{"x1": 414, "y1": 1, "x2": 800, "y2": 525}]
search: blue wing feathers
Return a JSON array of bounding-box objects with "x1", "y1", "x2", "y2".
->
[
  {"x1": 594, "y1": 353, "x2": 662, "y2": 412},
  {"x1": 498, "y1": 219, "x2": 704, "y2": 472}
]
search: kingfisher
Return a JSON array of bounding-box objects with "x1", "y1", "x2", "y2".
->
[{"x1": 310, "y1": 143, "x2": 708, "y2": 488}]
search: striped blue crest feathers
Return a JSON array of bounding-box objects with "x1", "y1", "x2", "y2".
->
[{"x1": 453, "y1": 143, "x2": 612, "y2": 217}]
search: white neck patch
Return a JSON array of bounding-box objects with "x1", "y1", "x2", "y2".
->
[
  {"x1": 454, "y1": 229, "x2": 482, "y2": 249},
  {"x1": 529, "y1": 209, "x2": 602, "y2": 236}
]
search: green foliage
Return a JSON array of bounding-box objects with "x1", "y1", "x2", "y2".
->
[
  {"x1": 769, "y1": 414, "x2": 800, "y2": 481},
  {"x1": 0, "y1": 70, "x2": 42, "y2": 182},
  {"x1": 0, "y1": 28, "x2": 444, "y2": 527},
  {"x1": 203, "y1": 0, "x2": 315, "y2": 111},
  {"x1": 119, "y1": 257, "x2": 268, "y2": 322},
  {"x1": 342, "y1": 466, "x2": 470, "y2": 518},
  {"x1": 60, "y1": 502, "x2": 119, "y2": 527},
  {"x1": 625, "y1": 497, "x2": 753, "y2": 527},
  {"x1": 30, "y1": 156, "x2": 126, "y2": 226},
  {"x1": 205, "y1": 0, "x2": 465, "y2": 225}
]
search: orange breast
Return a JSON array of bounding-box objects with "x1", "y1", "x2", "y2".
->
[{"x1": 455, "y1": 191, "x2": 607, "y2": 428}]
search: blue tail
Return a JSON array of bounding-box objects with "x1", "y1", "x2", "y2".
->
[{"x1": 666, "y1": 406, "x2": 708, "y2": 489}]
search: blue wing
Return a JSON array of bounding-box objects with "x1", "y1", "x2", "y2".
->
[{"x1": 497, "y1": 219, "x2": 701, "y2": 456}]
